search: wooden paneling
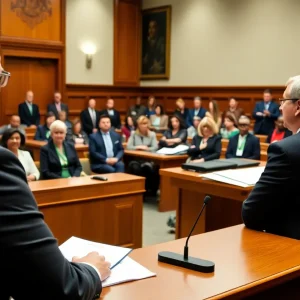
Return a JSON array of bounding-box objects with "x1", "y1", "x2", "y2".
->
[{"x1": 114, "y1": 0, "x2": 140, "y2": 86}]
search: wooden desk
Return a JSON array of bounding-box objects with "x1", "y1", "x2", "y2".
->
[
  {"x1": 26, "y1": 140, "x2": 88, "y2": 160},
  {"x1": 159, "y1": 165, "x2": 265, "y2": 237},
  {"x1": 29, "y1": 174, "x2": 145, "y2": 247},
  {"x1": 102, "y1": 225, "x2": 300, "y2": 299}
]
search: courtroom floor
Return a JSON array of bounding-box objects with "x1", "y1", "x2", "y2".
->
[{"x1": 142, "y1": 197, "x2": 175, "y2": 247}]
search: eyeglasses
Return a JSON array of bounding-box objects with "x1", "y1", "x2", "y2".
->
[
  {"x1": 279, "y1": 98, "x2": 299, "y2": 105},
  {"x1": 0, "y1": 70, "x2": 10, "y2": 87}
]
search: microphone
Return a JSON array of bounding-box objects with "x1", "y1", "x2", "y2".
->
[{"x1": 158, "y1": 195, "x2": 215, "y2": 273}]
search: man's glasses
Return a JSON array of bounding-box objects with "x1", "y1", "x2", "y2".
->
[
  {"x1": 0, "y1": 70, "x2": 10, "y2": 87},
  {"x1": 279, "y1": 98, "x2": 299, "y2": 106}
]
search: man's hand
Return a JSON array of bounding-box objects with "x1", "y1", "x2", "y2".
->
[
  {"x1": 72, "y1": 251, "x2": 111, "y2": 281},
  {"x1": 107, "y1": 158, "x2": 118, "y2": 165},
  {"x1": 93, "y1": 128, "x2": 98, "y2": 133},
  {"x1": 256, "y1": 112, "x2": 263, "y2": 116},
  {"x1": 27, "y1": 174, "x2": 36, "y2": 182},
  {"x1": 263, "y1": 110, "x2": 270, "y2": 116},
  {"x1": 30, "y1": 125, "x2": 37, "y2": 128},
  {"x1": 193, "y1": 158, "x2": 204, "y2": 163}
]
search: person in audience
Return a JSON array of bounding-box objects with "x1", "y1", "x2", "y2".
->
[
  {"x1": 159, "y1": 115, "x2": 187, "y2": 148},
  {"x1": 149, "y1": 104, "x2": 169, "y2": 132},
  {"x1": 34, "y1": 111, "x2": 56, "y2": 141},
  {"x1": 18, "y1": 90, "x2": 40, "y2": 127},
  {"x1": 220, "y1": 112, "x2": 239, "y2": 139},
  {"x1": 80, "y1": 98, "x2": 100, "y2": 136},
  {"x1": 224, "y1": 97, "x2": 244, "y2": 122},
  {"x1": 207, "y1": 100, "x2": 222, "y2": 130},
  {"x1": 188, "y1": 117, "x2": 221, "y2": 162},
  {"x1": 186, "y1": 96, "x2": 207, "y2": 127},
  {"x1": 174, "y1": 98, "x2": 189, "y2": 127},
  {"x1": 145, "y1": 95, "x2": 156, "y2": 117},
  {"x1": 266, "y1": 115, "x2": 292, "y2": 143},
  {"x1": 100, "y1": 98, "x2": 121, "y2": 129},
  {"x1": 89, "y1": 115, "x2": 125, "y2": 173},
  {"x1": 58, "y1": 110, "x2": 72, "y2": 131},
  {"x1": 47, "y1": 91, "x2": 69, "y2": 119},
  {"x1": 187, "y1": 116, "x2": 201, "y2": 138},
  {"x1": 1, "y1": 128, "x2": 40, "y2": 181},
  {"x1": 121, "y1": 115, "x2": 135, "y2": 141},
  {"x1": 0, "y1": 57, "x2": 109, "y2": 299},
  {"x1": 40, "y1": 120, "x2": 82, "y2": 179},
  {"x1": 0, "y1": 114, "x2": 26, "y2": 138},
  {"x1": 71, "y1": 119, "x2": 89, "y2": 145},
  {"x1": 127, "y1": 96, "x2": 147, "y2": 122},
  {"x1": 253, "y1": 89, "x2": 280, "y2": 135},
  {"x1": 226, "y1": 115, "x2": 260, "y2": 160},
  {"x1": 242, "y1": 75, "x2": 300, "y2": 239}
]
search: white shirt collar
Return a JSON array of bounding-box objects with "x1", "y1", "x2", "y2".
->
[{"x1": 297, "y1": 128, "x2": 300, "y2": 134}]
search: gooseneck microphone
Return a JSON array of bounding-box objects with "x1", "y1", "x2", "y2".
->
[{"x1": 158, "y1": 195, "x2": 215, "y2": 273}]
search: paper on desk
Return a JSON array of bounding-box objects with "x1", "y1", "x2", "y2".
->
[
  {"x1": 156, "y1": 144, "x2": 189, "y2": 155},
  {"x1": 102, "y1": 256, "x2": 156, "y2": 287},
  {"x1": 59, "y1": 236, "x2": 132, "y2": 269}
]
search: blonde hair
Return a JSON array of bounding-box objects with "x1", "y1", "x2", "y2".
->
[
  {"x1": 50, "y1": 120, "x2": 67, "y2": 133},
  {"x1": 176, "y1": 98, "x2": 185, "y2": 105},
  {"x1": 198, "y1": 117, "x2": 218, "y2": 136},
  {"x1": 135, "y1": 115, "x2": 150, "y2": 136}
]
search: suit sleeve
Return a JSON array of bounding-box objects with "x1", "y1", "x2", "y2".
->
[
  {"x1": 81, "y1": 111, "x2": 93, "y2": 134},
  {"x1": 242, "y1": 143, "x2": 291, "y2": 232},
  {"x1": 34, "y1": 126, "x2": 43, "y2": 141},
  {"x1": 225, "y1": 138, "x2": 234, "y2": 158},
  {"x1": 71, "y1": 145, "x2": 82, "y2": 177},
  {"x1": 252, "y1": 103, "x2": 263, "y2": 120},
  {"x1": 115, "y1": 135, "x2": 124, "y2": 160},
  {"x1": 89, "y1": 136, "x2": 107, "y2": 163},
  {"x1": 186, "y1": 111, "x2": 193, "y2": 127},
  {"x1": 36, "y1": 105, "x2": 40, "y2": 125},
  {"x1": 248, "y1": 138, "x2": 261, "y2": 160},
  {"x1": 203, "y1": 136, "x2": 221, "y2": 161},
  {"x1": 0, "y1": 148, "x2": 101, "y2": 300},
  {"x1": 269, "y1": 103, "x2": 280, "y2": 120},
  {"x1": 116, "y1": 111, "x2": 121, "y2": 129},
  {"x1": 40, "y1": 147, "x2": 61, "y2": 179},
  {"x1": 19, "y1": 104, "x2": 28, "y2": 126},
  {"x1": 187, "y1": 136, "x2": 199, "y2": 157}
]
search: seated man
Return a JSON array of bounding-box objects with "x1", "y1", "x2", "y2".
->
[
  {"x1": 89, "y1": 115, "x2": 125, "y2": 173},
  {"x1": 225, "y1": 115, "x2": 260, "y2": 160},
  {"x1": 0, "y1": 114, "x2": 25, "y2": 138}
]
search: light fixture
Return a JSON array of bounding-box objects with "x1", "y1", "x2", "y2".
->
[{"x1": 81, "y1": 42, "x2": 97, "y2": 69}]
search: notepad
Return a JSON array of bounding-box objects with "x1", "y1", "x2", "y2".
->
[{"x1": 156, "y1": 144, "x2": 189, "y2": 155}]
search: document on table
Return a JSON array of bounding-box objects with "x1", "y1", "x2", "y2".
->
[
  {"x1": 156, "y1": 144, "x2": 189, "y2": 155},
  {"x1": 202, "y1": 166, "x2": 265, "y2": 187},
  {"x1": 59, "y1": 236, "x2": 132, "y2": 269}
]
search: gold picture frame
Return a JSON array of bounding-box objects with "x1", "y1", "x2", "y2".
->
[{"x1": 140, "y1": 5, "x2": 171, "y2": 80}]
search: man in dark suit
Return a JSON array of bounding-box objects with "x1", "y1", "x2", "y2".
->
[
  {"x1": 242, "y1": 76, "x2": 300, "y2": 239},
  {"x1": 226, "y1": 115, "x2": 260, "y2": 160},
  {"x1": 47, "y1": 91, "x2": 69, "y2": 119},
  {"x1": 186, "y1": 96, "x2": 207, "y2": 127},
  {"x1": 252, "y1": 89, "x2": 280, "y2": 135},
  {"x1": 89, "y1": 115, "x2": 125, "y2": 173},
  {"x1": 34, "y1": 112, "x2": 56, "y2": 141},
  {"x1": 80, "y1": 98, "x2": 100, "y2": 135},
  {"x1": 100, "y1": 98, "x2": 121, "y2": 129},
  {"x1": 18, "y1": 90, "x2": 40, "y2": 127},
  {"x1": 0, "y1": 58, "x2": 111, "y2": 299}
]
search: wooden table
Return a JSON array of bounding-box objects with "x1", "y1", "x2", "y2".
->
[
  {"x1": 29, "y1": 174, "x2": 145, "y2": 247},
  {"x1": 102, "y1": 225, "x2": 300, "y2": 299},
  {"x1": 26, "y1": 140, "x2": 88, "y2": 160},
  {"x1": 159, "y1": 165, "x2": 265, "y2": 238}
]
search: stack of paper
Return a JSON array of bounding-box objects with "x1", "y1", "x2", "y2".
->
[{"x1": 156, "y1": 144, "x2": 189, "y2": 155}]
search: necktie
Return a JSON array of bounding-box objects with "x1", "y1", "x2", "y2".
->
[{"x1": 28, "y1": 104, "x2": 33, "y2": 115}]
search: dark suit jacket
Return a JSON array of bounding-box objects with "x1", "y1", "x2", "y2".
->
[
  {"x1": 188, "y1": 135, "x2": 222, "y2": 161},
  {"x1": 40, "y1": 140, "x2": 82, "y2": 179},
  {"x1": 252, "y1": 101, "x2": 280, "y2": 135},
  {"x1": 80, "y1": 109, "x2": 100, "y2": 135},
  {"x1": 266, "y1": 128, "x2": 292, "y2": 143},
  {"x1": 242, "y1": 133, "x2": 300, "y2": 239},
  {"x1": 99, "y1": 109, "x2": 121, "y2": 129},
  {"x1": 18, "y1": 102, "x2": 40, "y2": 126},
  {"x1": 186, "y1": 107, "x2": 207, "y2": 127},
  {"x1": 34, "y1": 124, "x2": 51, "y2": 141},
  {"x1": 47, "y1": 102, "x2": 69, "y2": 119},
  {"x1": 0, "y1": 146, "x2": 101, "y2": 300},
  {"x1": 89, "y1": 130, "x2": 124, "y2": 169},
  {"x1": 225, "y1": 133, "x2": 260, "y2": 160}
]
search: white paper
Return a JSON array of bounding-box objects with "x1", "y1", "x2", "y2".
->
[
  {"x1": 102, "y1": 257, "x2": 156, "y2": 287},
  {"x1": 59, "y1": 236, "x2": 132, "y2": 269},
  {"x1": 156, "y1": 144, "x2": 189, "y2": 155}
]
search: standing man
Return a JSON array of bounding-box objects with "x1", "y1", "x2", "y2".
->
[
  {"x1": 223, "y1": 97, "x2": 244, "y2": 123},
  {"x1": 47, "y1": 91, "x2": 69, "y2": 119},
  {"x1": 80, "y1": 98, "x2": 100, "y2": 135},
  {"x1": 186, "y1": 96, "x2": 207, "y2": 127},
  {"x1": 100, "y1": 98, "x2": 121, "y2": 129},
  {"x1": 252, "y1": 89, "x2": 280, "y2": 135},
  {"x1": 18, "y1": 90, "x2": 40, "y2": 127},
  {"x1": 0, "y1": 59, "x2": 110, "y2": 299}
]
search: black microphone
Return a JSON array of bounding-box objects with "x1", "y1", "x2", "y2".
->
[{"x1": 158, "y1": 195, "x2": 214, "y2": 273}]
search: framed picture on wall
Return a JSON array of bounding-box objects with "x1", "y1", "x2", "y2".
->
[{"x1": 140, "y1": 5, "x2": 171, "y2": 80}]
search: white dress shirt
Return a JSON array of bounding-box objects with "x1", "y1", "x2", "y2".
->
[
  {"x1": 88, "y1": 107, "x2": 97, "y2": 127},
  {"x1": 17, "y1": 149, "x2": 40, "y2": 180}
]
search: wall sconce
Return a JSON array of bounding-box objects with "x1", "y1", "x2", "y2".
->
[{"x1": 81, "y1": 42, "x2": 97, "y2": 69}]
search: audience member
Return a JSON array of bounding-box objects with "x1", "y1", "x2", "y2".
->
[
  {"x1": 145, "y1": 95, "x2": 156, "y2": 117},
  {"x1": 47, "y1": 91, "x2": 69, "y2": 119},
  {"x1": 174, "y1": 98, "x2": 189, "y2": 127},
  {"x1": 80, "y1": 98, "x2": 100, "y2": 136},
  {"x1": 100, "y1": 98, "x2": 121, "y2": 129},
  {"x1": 0, "y1": 115, "x2": 25, "y2": 138},
  {"x1": 40, "y1": 120, "x2": 82, "y2": 179},
  {"x1": 71, "y1": 119, "x2": 89, "y2": 145},
  {"x1": 224, "y1": 97, "x2": 244, "y2": 122},
  {"x1": 149, "y1": 104, "x2": 168, "y2": 132},
  {"x1": 187, "y1": 116, "x2": 201, "y2": 138},
  {"x1": 220, "y1": 112, "x2": 239, "y2": 139},
  {"x1": 266, "y1": 115, "x2": 292, "y2": 143},
  {"x1": 226, "y1": 115, "x2": 260, "y2": 160},
  {"x1": 1, "y1": 128, "x2": 40, "y2": 181},
  {"x1": 58, "y1": 110, "x2": 72, "y2": 130},
  {"x1": 253, "y1": 89, "x2": 280, "y2": 135},
  {"x1": 127, "y1": 96, "x2": 147, "y2": 122},
  {"x1": 34, "y1": 112, "x2": 56, "y2": 141},
  {"x1": 186, "y1": 96, "x2": 207, "y2": 127},
  {"x1": 188, "y1": 117, "x2": 221, "y2": 162},
  {"x1": 121, "y1": 115, "x2": 135, "y2": 141},
  {"x1": 89, "y1": 115, "x2": 125, "y2": 173},
  {"x1": 18, "y1": 90, "x2": 40, "y2": 127},
  {"x1": 207, "y1": 100, "x2": 222, "y2": 130}
]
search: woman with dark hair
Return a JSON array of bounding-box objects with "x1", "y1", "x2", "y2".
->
[
  {"x1": 174, "y1": 98, "x2": 189, "y2": 127},
  {"x1": 121, "y1": 115, "x2": 135, "y2": 141},
  {"x1": 71, "y1": 119, "x2": 89, "y2": 145},
  {"x1": 34, "y1": 111, "x2": 56, "y2": 141},
  {"x1": 145, "y1": 95, "x2": 156, "y2": 117},
  {"x1": 149, "y1": 104, "x2": 169, "y2": 132},
  {"x1": 220, "y1": 112, "x2": 239, "y2": 139},
  {"x1": 159, "y1": 115, "x2": 187, "y2": 148},
  {"x1": 1, "y1": 128, "x2": 40, "y2": 181}
]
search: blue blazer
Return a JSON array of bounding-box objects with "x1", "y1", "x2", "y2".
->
[
  {"x1": 252, "y1": 101, "x2": 280, "y2": 135},
  {"x1": 187, "y1": 107, "x2": 207, "y2": 127},
  {"x1": 34, "y1": 125, "x2": 51, "y2": 141},
  {"x1": 18, "y1": 102, "x2": 40, "y2": 126},
  {"x1": 89, "y1": 130, "x2": 124, "y2": 169},
  {"x1": 47, "y1": 102, "x2": 69, "y2": 119},
  {"x1": 226, "y1": 134, "x2": 260, "y2": 160},
  {"x1": 40, "y1": 140, "x2": 82, "y2": 179}
]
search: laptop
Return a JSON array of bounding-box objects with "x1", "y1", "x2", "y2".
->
[{"x1": 220, "y1": 158, "x2": 260, "y2": 168}]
